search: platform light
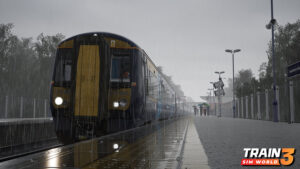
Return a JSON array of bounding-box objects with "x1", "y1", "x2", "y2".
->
[
  {"x1": 225, "y1": 49, "x2": 241, "y2": 118},
  {"x1": 113, "y1": 101, "x2": 119, "y2": 108},
  {"x1": 113, "y1": 143, "x2": 119, "y2": 149},
  {"x1": 55, "y1": 97, "x2": 63, "y2": 106}
]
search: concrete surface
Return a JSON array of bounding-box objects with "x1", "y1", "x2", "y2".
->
[{"x1": 194, "y1": 116, "x2": 300, "y2": 169}]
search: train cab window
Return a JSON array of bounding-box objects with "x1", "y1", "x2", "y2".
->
[
  {"x1": 110, "y1": 55, "x2": 131, "y2": 82},
  {"x1": 54, "y1": 49, "x2": 73, "y2": 83}
]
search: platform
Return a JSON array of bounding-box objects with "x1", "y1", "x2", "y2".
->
[
  {"x1": 0, "y1": 117, "x2": 56, "y2": 158},
  {"x1": 0, "y1": 118, "x2": 52, "y2": 125}
]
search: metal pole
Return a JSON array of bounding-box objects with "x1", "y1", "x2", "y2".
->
[
  {"x1": 33, "y1": 98, "x2": 36, "y2": 118},
  {"x1": 219, "y1": 94, "x2": 222, "y2": 117},
  {"x1": 237, "y1": 99, "x2": 240, "y2": 117},
  {"x1": 44, "y1": 99, "x2": 47, "y2": 118},
  {"x1": 286, "y1": 57, "x2": 291, "y2": 123},
  {"x1": 208, "y1": 88, "x2": 214, "y2": 116},
  {"x1": 289, "y1": 81, "x2": 295, "y2": 123},
  {"x1": 271, "y1": 0, "x2": 278, "y2": 122},
  {"x1": 218, "y1": 83, "x2": 222, "y2": 117},
  {"x1": 257, "y1": 91, "x2": 261, "y2": 120},
  {"x1": 241, "y1": 97, "x2": 244, "y2": 118},
  {"x1": 276, "y1": 86, "x2": 280, "y2": 121},
  {"x1": 208, "y1": 91, "x2": 211, "y2": 115},
  {"x1": 214, "y1": 96, "x2": 217, "y2": 116},
  {"x1": 210, "y1": 82, "x2": 217, "y2": 116},
  {"x1": 246, "y1": 96, "x2": 249, "y2": 119},
  {"x1": 265, "y1": 89, "x2": 269, "y2": 120},
  {"x1": 20, "y1": 96, "x2": 23, "y2": 118},
  {"x1": 251, "y1": 94, "x2": 254, "y2": 119},
  {"x1": 232, "y1": 52, "x2": 235, "y2": 118},
  {"x1": 5, "y1": 95, "x2": 8, "y2": 118}
]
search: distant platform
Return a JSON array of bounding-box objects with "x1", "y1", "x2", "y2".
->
[{"x1": 0, "y1": 118, "x2": 52, "y2": 125}]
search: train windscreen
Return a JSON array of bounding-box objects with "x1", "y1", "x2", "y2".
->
[
  {"x1": 110, "y1": 55, "x2": 131, "y2": 82},
  {"x1": 54, "y1": 49, "x2": 73, "y2": 83}
]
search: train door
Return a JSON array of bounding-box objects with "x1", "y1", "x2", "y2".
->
[{"x1": 75, "y1": 45, "x2": 100, "y2": 117}]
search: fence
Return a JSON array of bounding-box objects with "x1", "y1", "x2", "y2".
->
[
  {"x1": 0, "y1": 95, "x2": 51, "y2": 119},
  {"x1": 221, "y1": 78, "x2": 300, "y2": 123}
]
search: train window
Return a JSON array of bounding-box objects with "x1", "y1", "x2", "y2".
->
[
  {"x1": 54, "y1": 49, "x2": 73, "y2": 83},
  {"x1": 110, "y1": 55, "x2": 131, "y2": 82}
]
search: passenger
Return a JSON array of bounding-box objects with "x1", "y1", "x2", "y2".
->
[{"x1": 122, "y1": 71, "x2": 130, "y2": 78}]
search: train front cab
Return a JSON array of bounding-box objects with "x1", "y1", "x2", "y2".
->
[
  {"x1": 50, "y1": 33, "x2": 147, "y2": 142},
  {"x1": 51, "y1": 34, "x2": 111, "y2": 142}
]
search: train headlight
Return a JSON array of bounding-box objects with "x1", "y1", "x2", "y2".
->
[
  {"x1": 113, "y1": 143, "x2": 119, "y2": 149},
  {"x1": 113, "y1": 101, "x2": 119, "y2": 108},
  {"x1": 119, "y1": 99, "x2": 127, "y2": 107},
  {"x1": 55, "y1": 97, "x2": 63, "y2": 106}
]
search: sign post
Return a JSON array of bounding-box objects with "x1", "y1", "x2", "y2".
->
[{"x1": 213, "y1": 78, "x2": 225, "y2": 117}]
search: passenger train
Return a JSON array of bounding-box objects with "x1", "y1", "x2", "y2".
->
[{"x1": 50, "y1": 32, "x2": 189, "y2": 143}]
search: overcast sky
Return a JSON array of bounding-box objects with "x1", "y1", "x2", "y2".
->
[{"x1": 1, "y1": 0, "x2": 299, "y2": 102}]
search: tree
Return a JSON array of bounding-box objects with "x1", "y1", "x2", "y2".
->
[
  {"x1": 0, "y1": 23, "x2": 17, "y2": 94},
  {"x1": 0, "y1": 23, "x2": 65, "y2": 99},
  {"x1": 33, "y1": 33, "x2": 64, "y2": 98},
  {"x1": 234, "y1": 69, "x2": 257, "y2": 98},
  {"x1": 264, "y1": 20, "x2": 300, "y2": 85}
]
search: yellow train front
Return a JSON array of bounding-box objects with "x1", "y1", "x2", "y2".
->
[{"x1": 50, "y1": 32, "x2": 185, "y2": 143}]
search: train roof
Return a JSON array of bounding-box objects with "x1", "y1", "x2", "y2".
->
[{"x1": 59, "y1": 32, "x2": 141, "y2": 49}]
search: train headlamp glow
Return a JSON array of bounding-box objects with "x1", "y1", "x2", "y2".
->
[
  {"x1": 119, "y1": 99, "x2": 127, "y2": 107},
  {"x1": 113, "y1": 101, "x2": 119, "y2": 108},
  {"x1": 113, "y1": 143, "x2": 119, "y2": 150},
  {"x1": 55, "y1": 97, "x2": 63, "y2": 105}
]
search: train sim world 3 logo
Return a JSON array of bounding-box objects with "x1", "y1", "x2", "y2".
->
[{"x1": 241, "y1": 148, "x2": 295, "y2": 166}]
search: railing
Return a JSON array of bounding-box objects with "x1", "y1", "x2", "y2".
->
[
  {"x1": 0, "y1": 95, "x2": 51, "y2": 119},
  {"x1": 220, "y1": 78, "x2": 300, "y2": 123}
]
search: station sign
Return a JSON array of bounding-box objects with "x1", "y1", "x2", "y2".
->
[
  {"x1": 288, "y1": 61, "x2": 300, "y2": 78},
  {"x1": 214, "y1": 89, "x2": 225, "y2": 96},
  {"x1": 213, "y1": 80, "x2": 224, "y2": 89}
]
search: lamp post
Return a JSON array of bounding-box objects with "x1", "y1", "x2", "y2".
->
[
  {"x1": 266, "y1": 0, "x2": 278, "y2": 122},
  {"x1": 214, "y1": 71, "x2": 224, "y2": 117},
  {"x1": 225, "y1": 49, "x2": 241, "y2": 118},
  {"x1": 210, "y1": 82, "x2": 217, "y2": 116},
  {"x1": 214, "y1": 71, "x2": 225, "y2": 79},
  {"x1": 208, "y1": 88, "x2": 214, "y2": 116}
]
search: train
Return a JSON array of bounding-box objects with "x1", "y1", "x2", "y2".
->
[{"x1": 50, "y1": 32, "x2": 189, "y2": 143}]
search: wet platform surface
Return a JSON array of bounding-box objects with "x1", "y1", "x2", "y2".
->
[{"x1": 0, "y1": 118, "x2": 190, "y2": 169}]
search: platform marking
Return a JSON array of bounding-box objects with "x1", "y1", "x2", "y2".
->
[{"x1": 181, "y1": 119, "x2": 211, "y2": 169}]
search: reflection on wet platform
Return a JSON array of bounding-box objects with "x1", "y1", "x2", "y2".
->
[{"x1": 0, "y1": 118, "x2": 188, "y2": 169}]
